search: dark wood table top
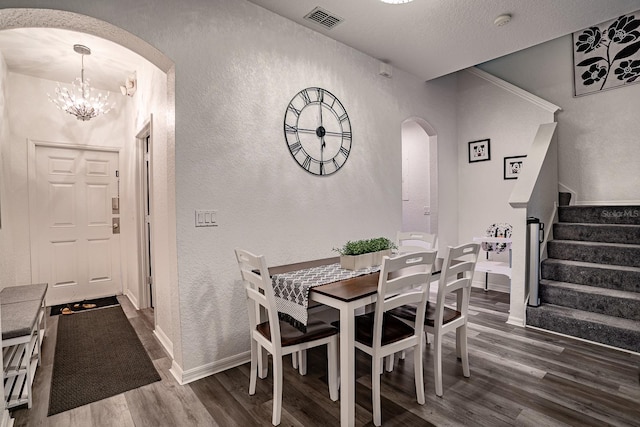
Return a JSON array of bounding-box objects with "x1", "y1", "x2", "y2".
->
[{"x1": 269, "y1": 256, "x2": 444, "y2": 303}]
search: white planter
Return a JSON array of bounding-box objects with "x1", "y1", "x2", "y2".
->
[
  {"x1": 371, "y1": 249, "x2": 392, "y2": 266},
  {"x1": 340, "y1": 249, "x2": 391, "y2": 270}
]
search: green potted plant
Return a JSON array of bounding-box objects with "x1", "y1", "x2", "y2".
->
[{"x1": 333, "y1": 237, "x2": 396, "y2": 270}]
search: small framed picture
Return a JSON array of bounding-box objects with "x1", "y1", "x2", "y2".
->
[
  {"x1": 468, "y1": 139, "x2": 491, "y2": 163},
  {"x1": 504, "y1": 155, "x2": 526, "y2": 180}
]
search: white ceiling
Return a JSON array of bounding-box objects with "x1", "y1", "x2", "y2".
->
[
  {"x1": 247, "y1": 0, "x2": 640, "y2": 80},
  {"x1": 0, "y1": 27, "x2": 148, "y2": 92},
  {"x1": 1, "y1": 1, "x2": 640, "y2": 89}
]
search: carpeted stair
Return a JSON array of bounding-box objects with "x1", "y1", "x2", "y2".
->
[{"x1": 526, "y1": 205, "x2": 640, "y2": 353}]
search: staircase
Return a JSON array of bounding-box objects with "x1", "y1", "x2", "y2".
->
[{"x1": 526, "y1": 205, "x2": 640, "y2": 353}]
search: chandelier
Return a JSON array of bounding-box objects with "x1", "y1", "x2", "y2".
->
[{"x1": 49, "y1": 44, "x2": 114, "y2": 121}]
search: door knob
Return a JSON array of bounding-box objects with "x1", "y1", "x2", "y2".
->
[{"x1": 112, "y1": 217, "x2": 120, "y2": 234}]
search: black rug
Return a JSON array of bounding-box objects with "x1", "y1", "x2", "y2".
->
[
  {"x1": 49, "y1": 296, "x2": 120, "y2": 316},
  {"x1": 48, "y1": 305, "x2": 161, "y2": 415}
]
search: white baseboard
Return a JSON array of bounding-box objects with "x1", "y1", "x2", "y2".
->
[
  {"x1": 170, "y1": 351, "x2": 251, "y2": 385},
  {"x1": 507, "y1": 314, "x2": 525, "y2": 327},
  {"x1": 0, "y1": 410, "x2": 13, "y2": 427},
  {"x1": 558, "y1": 182, "x2": 577, "y2": 205},
  {"x1": 125, "y1": 289, "x2": 140, "y2": 310},
  {"x1": 169, "y1": 360, "x2": 184, "y2": 384},
  {"x1": 525, "y1": 325, "x2": 640, "y2": 356},
  {"x1": 575, "y1": 200, "x2": 640, "y2": 206},
  {"x1": 154, "y1": 325, "x2": 174, "y2": 358}
]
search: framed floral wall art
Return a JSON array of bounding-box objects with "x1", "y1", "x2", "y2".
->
[{"x1": 573, "y1": 12, "x2": 640, "y2": 96}]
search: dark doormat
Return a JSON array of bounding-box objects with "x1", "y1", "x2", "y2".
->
[
  {"x1": 48, "y1": 305, "x2": 161, "y2": 416},
  {"x1": 49, "y1": 296, "x2": 120, "y2": 316}
]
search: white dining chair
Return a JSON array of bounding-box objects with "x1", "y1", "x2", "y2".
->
[
  {"x1": 388, "y1": 231, "x2": 438, "y2": 369},
  {"x1": 235, "y1": 249, "x2": 339, "y2": 426},
  {"x1": 396, "y1": 231, "x2": 438, "y2": 254},
  {"x1": 389, "y1": 242, "x2": 480, "y2": 396},
  {"x1": 352, "y1": 251, "x2": 436, "y2": 426}
]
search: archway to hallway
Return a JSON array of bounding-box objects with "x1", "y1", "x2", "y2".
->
[
  {"x1": 401, "y1": 117, "x2": 438, "y2": 235},
  {"x1": 0, "y1": 8, "x2": 178, "y2": 365}
]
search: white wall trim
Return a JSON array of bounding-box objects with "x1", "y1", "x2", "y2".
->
[
  {"x1": 154, "y1": 324, "x2": 174, "y2": 359},
  {"x1": 125, "y1": 289, "x2": 140, "y2": 310},
  {"x1": 558, "y1": 182, "x2": 578, "y2": 205},
  {"x1": 540, "y1": 202, "x2": 558, "y2": 261},
  {"x1": 0, "y1": 410, "x2": 13, "y2": 427},
  {"x1": 170, "y1": 351, "x2": 250, "y2": 385},
  {"x1": 509, "y1": 123, "x2": 558, "y2": 207},
  {"x1": 506, "y1": 315, "x2": 525, "y2": 327},
  {"x1": 169, "y1": 360, "x2": 184, "y2": 384},
  {"x1": 29, "y1": 139, "x2": 121, "y2": 152},
  {"x1": 465, "y1": 67, "x2": 562, "y2": 114},
  {"x1": 525, "y1": 325, "x2": 640, "y2": 356},
  {"x1": 575, "y1": 200, "x2": 640, "y2": 206}
]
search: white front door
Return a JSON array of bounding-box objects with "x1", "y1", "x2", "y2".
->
[{"x1": 30, "y1": 143, "x2": 121, "y2": 306}]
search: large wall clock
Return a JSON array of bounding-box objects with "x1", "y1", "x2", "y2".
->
[{"x1": 284, "y1": 87, "x2": 352, "y2": 176}]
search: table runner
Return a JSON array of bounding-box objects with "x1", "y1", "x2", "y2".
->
[{"x1": 272, "y1": 263, "x2": 380, "y2": 331}]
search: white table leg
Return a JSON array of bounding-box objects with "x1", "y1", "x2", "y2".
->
[{"x1": 340, "y1": 304, "x2": 356, "y2": 427}]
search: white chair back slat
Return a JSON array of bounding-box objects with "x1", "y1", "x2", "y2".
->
[{"x1": 396, "y1": 231, "x2": 438, "y2": 254}]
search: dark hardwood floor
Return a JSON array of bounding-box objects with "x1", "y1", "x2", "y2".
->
[{"x1": 11, "y1": 290, "x2": 640, "y2": 426}]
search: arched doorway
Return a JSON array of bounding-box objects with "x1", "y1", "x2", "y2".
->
[
  {"x1": 0, "y1": 8, "x2": 178, "y2": 374},
  {"x1": 401, "y1": 117, "x2": 438, "y2": 234}
]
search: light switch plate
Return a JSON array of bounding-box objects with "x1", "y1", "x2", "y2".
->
[{"x1": 195, "y1": 210, "x2": 218, "y2": 227}]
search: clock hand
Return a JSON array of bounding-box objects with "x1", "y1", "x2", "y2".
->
[
  {"x1": 296, "y1": 128, "x2": 318, "y2": 134},
  {"x1": 322, "y1": 130, "x2": 344, "y2": 137}
]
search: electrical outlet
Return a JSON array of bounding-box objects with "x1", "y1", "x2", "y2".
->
[
  {"x1": 195, "y1": 210, "x2": 218, "y2": 227},
  {"x1": 423, "y1": 206, "x2": 431, "y2": 215}
]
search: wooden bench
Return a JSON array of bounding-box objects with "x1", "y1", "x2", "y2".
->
[{"x1": 1, "y1": 283, "x2": 47, "y2": 409}]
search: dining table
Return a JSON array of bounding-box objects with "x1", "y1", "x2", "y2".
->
[{"x1": 268, "y1": 255, "x2": 444, "y2": 427}]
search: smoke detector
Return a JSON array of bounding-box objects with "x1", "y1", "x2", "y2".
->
[{"x1": 494, "y1": 14, "x2": 512, "y2": 27}]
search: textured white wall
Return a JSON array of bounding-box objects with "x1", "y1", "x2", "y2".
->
[
  {"x1": 0, "y1": 1, "x2": 460, "y2": 375},
  {"x1": 456, "y1": 70, "x2": 555, "y2": 289},
  {"x1": 166, "y1": 1, "x2": 459, "y2": 370},
  {"x1": 0, "y1": 50, "x2": 8, "y2": 427},
  {"x1": 129, "y1": 61, "x2": 174, "y2": 351},
  {"x1": 401, "y1": 120, "x2": 431, "y2": 232},
  {"x1": 0, "y1": 53, "x2": 13, "y2": 289},
  {"x1": 479, "y1": 35, "x2": 640, "y2": 205}
]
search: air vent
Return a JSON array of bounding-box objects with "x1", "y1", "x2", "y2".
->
[{"x1": 304, "y1": 7, "x2": 343, "y2": 29}]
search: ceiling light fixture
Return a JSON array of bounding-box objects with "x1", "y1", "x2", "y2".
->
[
  {"x1": 494, "y1": 14, "x2": 512, "y2": 27},
  {"x1": 48, "y1": 44, "x2": 114, "y2": 121},
  {"x1": 380, "y1": 0, "x2": 414, "y2": 4}
]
